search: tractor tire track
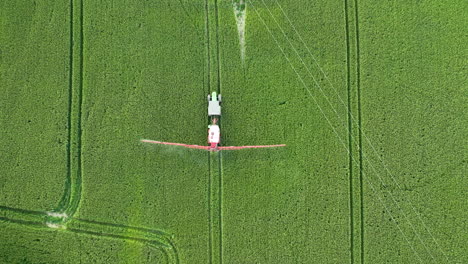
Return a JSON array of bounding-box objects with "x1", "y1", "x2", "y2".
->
[
  {"x1": 205, "y1": 0, "x2": 213, "y2": 262},
  {"x1": 214, "y1": 1, "x2": 223, "y2": 263},
  {"x1": 70, "y1": 219, "x2": 179, "y2": 263},
  {"x1": 0, "y1": 207, "x2": 178, "y2": 263},
  {"x1": 207, "y1": 153, "x2": 214, "y2": 263},
  {"x1": 217, "y1": 151, "x2": 223, "y2": 264},
  {"x1": 208, "y1": 152, "x2": 223, "y2": 264},
  {"x1": 344, "y1": 0, "x2": 355, "y2": 262},
  {"x1": 0, "y1": 206, "x2": 48, "y2": 225},
  {"x1": 353, "y1": 0, "x2": 364, "y2": 262},
  {"x1": 205, "y1": 0, "x2": 212, "y2": 93},
  {"x1": 58, "y1": 0, "x2": 74, "y2": 212},
  {"x1": 74, "y1": 218, "x2": 170, "y2": 236},
  {"x1": 344, "y1": 0, "x2": 364, "y2": 262},
  {"x1": 53, "y1": 0, "x2": 84, "y2": 223},
  {"x1": 214, "y1": 0, "x2": 221, "y2": 94},
  {"x1": 205, "y1": 0, "x2": 223, "y2": 263},
  {"x1": 70, "y1": 0, "x2": 84, "y2": 219},
  {"x1": 0, "y1": 206, "x2": 46, "y2": 216},
  {"x1": 0, "y1": 215, "x2": 173, "y2": 263},
  {"x1": 0, "y1": 216, "x2": 44, "y2": 228}
]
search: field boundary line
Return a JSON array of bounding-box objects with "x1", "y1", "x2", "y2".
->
[
  {"x1": 270, "y1": 0, "x2": 450, "y2": 261},
  {"x1": 248, "y1": 2, "x2": 424, "y2": 262}
]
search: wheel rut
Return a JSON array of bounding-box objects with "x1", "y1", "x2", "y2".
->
[
  {"x1": 52, "y1": 0, "x2": 83, "y2": 223},
  {"x1": 205, "y1": 0, "x2": 223, "y2": 263},
  {"x1": 0, "y1": 206, "x2": 178, "y2": 263},
  {"x1": 344, "y1": 0, "x2": 364, "y2": 263}
]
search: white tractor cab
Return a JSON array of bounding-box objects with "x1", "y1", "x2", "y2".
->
[
  {"x1": 207, "y1": 92, "x2": 221, "y2": 148},
  {"x1": 208, "y1": 91, "x2": 221, "y2": 116}
]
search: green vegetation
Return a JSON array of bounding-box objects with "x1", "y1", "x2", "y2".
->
[
  {"x1": 0, "y1": 1, "x2": 69, "y2": 212},
  {"x1": 0, "y1": 222, "x2": 167, "y2": 263},
  {"x1": 358, "y1": 1, "x2": 467, "y2": 263},
  {"x1": 78, "y1": 0, "x2": 209, "y2": 262},
  {"x1": 220, "y1": 0, "x2": 350, "y2": 262},
  {"x1": 1, "y1": 0, "x2": 466, "y2": 263}
]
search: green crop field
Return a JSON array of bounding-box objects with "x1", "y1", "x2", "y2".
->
[{"x1": 1, "y1": 0, "x2": 466, "y2": 263}]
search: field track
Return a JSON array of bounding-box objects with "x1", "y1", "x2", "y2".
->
[
  {"x1": 205, "y1": 1, "x2": 223, "y2": 263},
  {"x1": 54, "y1": 0, "x2": 84, "y2": 220}
]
